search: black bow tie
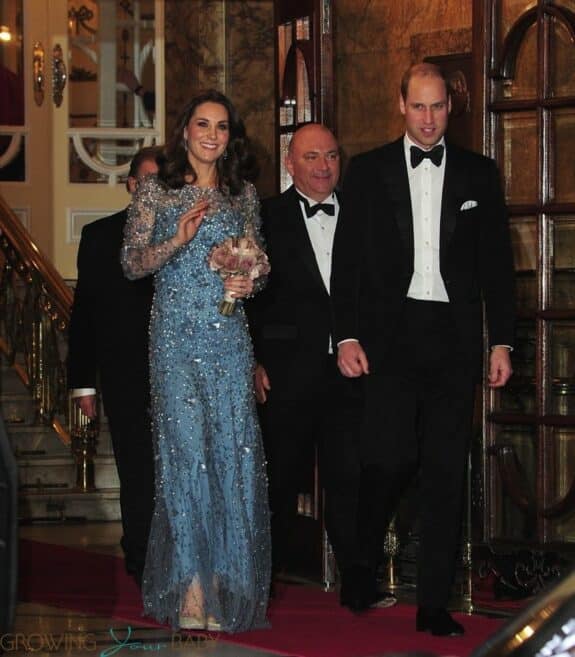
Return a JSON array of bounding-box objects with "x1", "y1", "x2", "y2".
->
[
  {"x1": 297, "y1": 193, "x2": 335, "y2": 218},
  {"x1": 410, "y1": 144, "x2": 444, "y2": 168}
]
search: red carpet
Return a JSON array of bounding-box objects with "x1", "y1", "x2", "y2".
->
[{"x1": 18, "y1": 538, "x2": 504, "y2": 657}]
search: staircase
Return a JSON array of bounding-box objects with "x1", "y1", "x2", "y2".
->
[
  {"x1": 1, "y1": 353, "x2": 121, "y2": 524},
  {"x1": 0, "y1": 194, "x2": 121, "y2": 523}
]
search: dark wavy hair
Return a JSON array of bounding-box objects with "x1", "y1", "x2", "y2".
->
[{"x1": 157, "y1": 90, "x2": 258, "y2": 195}]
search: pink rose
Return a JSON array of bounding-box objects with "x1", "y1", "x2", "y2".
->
[{"x1": 224, "y1": 254, "x2": 240, "y2": 271}]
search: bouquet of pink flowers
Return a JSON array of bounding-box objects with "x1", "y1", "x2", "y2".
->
[{"x1": 208, "y1": 235, "x2": 270, "y2": 315}]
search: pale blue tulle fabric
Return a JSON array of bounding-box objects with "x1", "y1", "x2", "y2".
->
[{"x1": 121, "y1": 176, "x2": 271, "y2": 632}]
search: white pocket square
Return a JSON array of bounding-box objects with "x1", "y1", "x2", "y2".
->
[{"x1": 460, "y1": 200, "x2": 478, "y2": 211}]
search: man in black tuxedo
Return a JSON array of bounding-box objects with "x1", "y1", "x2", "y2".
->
[
  {"x1": 247, "y1": 124, "x2": 395, "y2": 611},
  {"x1": 331, "y1": 64, "x2": 515, "y2": 635},
  {"x1": 67, "y1": 146, "x2": 159, "y2": 586}
]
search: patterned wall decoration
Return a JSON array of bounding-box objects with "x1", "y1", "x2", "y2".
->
[
  {"x1": 334, "y1": 0, "x2": 472, "y2": 163},
  {"x1": 164, "y1": 0, "x2": 275, "y2": 198}
]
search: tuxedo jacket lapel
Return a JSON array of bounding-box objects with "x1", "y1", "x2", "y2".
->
[
  {"x1": 284, "y1": 187, "x2": 327, "y2": 293},
  {"x1": 440, "y1": 145, "x2": 465, "y2": 270},
  {"x1": 384, "y1": 139, "x2": 414, "y2": 266}
]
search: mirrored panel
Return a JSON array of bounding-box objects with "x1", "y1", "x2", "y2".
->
[
  {"x1": 498, "y1": 112, "x2": 538, "y2": 205},
  {"x1": 0, "y1": 0, "x2": 25, "y2": 181},
  {"x1": 555, "y1": 0, "x2": 575, "y2": 11},
  {"x1": 494, "y1": 21, "x2": 537, "y2": 101},
  {"x1": 492, "y1": 425, "x2": 537, "y2": 542},
  {"x1": 510, "y1": 218, "x2": 538, "y2": 313},
  {"x1": 550, "y1": 322, "x2": 575, "y2": 415},
  {"x1": 499, "y1": 320, "x2": 536, "y2": 414},
  {"x1": 513, "y1": 320, "x2": 536, "y2": 380},
  {"x1": 551, "y1": 217, "x2": 575, "y2": 310},
  {"x1": 498, "y1": 0, "x2": 536, "y2": 54},
  {"x1": 277, "y1": 15, "x2": 312, "y2": 192},
  {"x1": 550, "y1": 320, "x2": 575, "y2": 426},
  {"x1": 499, "y1": 381, "x2": 536, "y2": 415},
  {"x1": 550, "y1": 108, "x2": 575, "y2": 203},
  {"x1": 549, "y1": 16, "x2": 575, "y2": 98},
  {"x1": 68, "y1": 0, "x2": 156, "y2": 129},
  {"x1": 549, "y1": 428, "x2": 575, "y2": 542},
  {"x1": 67, "y1": 0, "x2": 158, "y2": 183},
  {"x1": 69, "y1": 135, "x2": 148, "y2": 184}
]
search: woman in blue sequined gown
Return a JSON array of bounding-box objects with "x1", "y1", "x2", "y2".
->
[{"x1": 121, "y1": 91, "x2": 270, "y2": 633}]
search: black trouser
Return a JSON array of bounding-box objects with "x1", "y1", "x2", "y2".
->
[
  {"x1": 106, "y1": 402, "x2": 155, "y2": 579},
  {"x1": 258, "y1": 356, "x2": 363, "y2": 576},
  {"x1": 360, "y1": 299, "x2": 475, "y2": 608}
]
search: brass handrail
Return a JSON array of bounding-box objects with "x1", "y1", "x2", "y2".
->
[{"x1": 0, "y1": 193, "x2": 97, "y2": 490}]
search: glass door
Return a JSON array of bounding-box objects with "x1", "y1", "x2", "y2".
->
[
  {"x1": 275, "y1": 0, "x2": 334, "y2": 192},
  {"x1": 0, "y1": 0, "x2": 164, "y2": 279},
  {"x1": 475, "y1": 0, "x2": 575, "y2": 601}
]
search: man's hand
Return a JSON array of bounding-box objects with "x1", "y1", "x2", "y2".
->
[
  {"x1": 337, "y1": 341, "x2": 370, "y2": 378},
  {"x1": 488, "y1": 346, "x2": 513, "y2": 388},
  {"x1": 74, "y1": 394, "x2": 97, "y2": 419},
  {"x1": 254, "y1": 363, "x2": 271, "y2": 403}
]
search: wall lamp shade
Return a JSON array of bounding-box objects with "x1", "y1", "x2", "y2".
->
[{"x1": 0, "y1": 26, "x2": 12, "y2": 42}]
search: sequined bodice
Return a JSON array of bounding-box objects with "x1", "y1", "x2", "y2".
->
[{"x1": 150, "y1": 185, "x2": 248, "y2": 309}]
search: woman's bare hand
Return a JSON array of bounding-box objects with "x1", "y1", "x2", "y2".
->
[
  {"x1": 224, "y1": 275, "x2": 254, "y2": 299},
  {"x1": 173, "y1": 199, "x2": 210, "y2": 247}
]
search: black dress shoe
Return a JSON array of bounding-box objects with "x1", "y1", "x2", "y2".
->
[
  {"x1": 340, "y1": 566, "x2": 397, "y2": 613},
  {"x1": 340, "y1": 589, "x2": 397, "y2": 613},
  {"x1": 340, "y1": 588, "x2": 370, "y2": 613},
  {"x1": 340, "y1": 565, "x2": 376, "y2": 613},
  {"x1": 416, "y1": 607, "x2": 465, "y2": 636},
  {"x1": 370, "y1": 591, "x2": 397, "y2": 609}
]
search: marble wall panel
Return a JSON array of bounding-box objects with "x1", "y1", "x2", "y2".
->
[
  {"x1": 226, "y1": 1, "x2": 275, "y2": 198},
  {"x1": 164, "y1": 1, "x2": 226, "y2": 137},
  {"x1": 164, "y1": 0, "x2": 275, "y2": 198},
  {"x1": 335, "y1": 0, "x2": 473, "y2": 159}
]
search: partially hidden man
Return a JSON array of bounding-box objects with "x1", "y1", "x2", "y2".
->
[
  {"x1": 331, "y1": 63, "x2": 515, "y2": 635},
  {"x1": 67, "y1": 146, "x2": 160, "y2": 587}
]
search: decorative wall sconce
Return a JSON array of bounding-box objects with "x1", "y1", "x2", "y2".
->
[
  {"x1": 52, "y1": 43, "x2": 67, "y2": 108},
  {"x1": 0, "y1": 24, "x2": 12, "y2": 42},
  {"x1": 33, "y1": 41, "x2": 45, "y2": 106}
]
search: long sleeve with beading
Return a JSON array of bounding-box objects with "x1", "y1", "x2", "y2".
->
[
  {"x1": 237, "y1": 182, "x2": 267, "y2": 294},
  {"x1": 121, "y1": 176, "x2": 180, "y2": 280}
]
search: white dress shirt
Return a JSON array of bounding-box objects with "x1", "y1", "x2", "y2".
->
[
  {"x1": 296, "y1": 188, "x2": 338, "y2": 352},
  {"x1": 404, "y1": 134, "x2": 449, "y2": 302},
  {"x1": 297, "y1": 189, "x2": 338, "y2": 293}
]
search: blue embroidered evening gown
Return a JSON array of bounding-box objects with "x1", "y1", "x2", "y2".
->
[{"x1": 121, "y1": 176, "x2": 270, "y2": 632}]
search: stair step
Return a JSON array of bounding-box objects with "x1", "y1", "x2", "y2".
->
[
  {"x1": 8, "y1": 425, "x2": 69, "y2": 456},
  {"x1": 17, "y1": 454, "x2": 120, "y2": 490},
  {"x1": 1, "y1": 392, "x2": 37, "y2": 425},
  {"x1": 18, "y1": 488, "x2": 121, "y2": 522},
  {"x1": 0, "y1": 363, "x2": 29, "y2": 396},
  {"x1": 7, "y1": 423, "x2": 114, "y2": 458}
]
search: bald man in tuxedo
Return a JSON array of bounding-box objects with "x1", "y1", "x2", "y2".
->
[{"x1": 247, "y1": 124, "x2": 395, "y2": 612}]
